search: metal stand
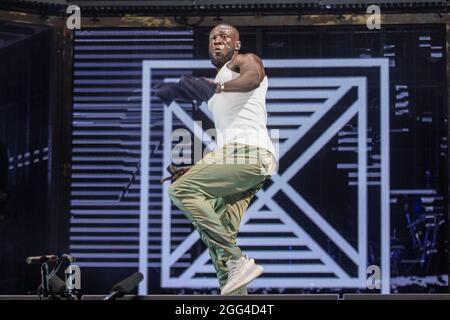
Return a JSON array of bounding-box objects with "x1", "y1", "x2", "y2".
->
[{"x1": 40, "y1": 262, "x2": 50, "y2": 297}]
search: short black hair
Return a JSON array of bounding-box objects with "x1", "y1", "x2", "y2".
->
[{"x1": 210, "y1": 23, "x2": 240, "y2": 40}]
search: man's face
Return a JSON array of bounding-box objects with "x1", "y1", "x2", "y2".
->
[{"x1": 208, "y1": 26, "x2": 239, "y2": 69}]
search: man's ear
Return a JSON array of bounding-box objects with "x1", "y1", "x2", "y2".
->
[{"x1": 235, "y1": 41, "x2": 241, "y2": 51}]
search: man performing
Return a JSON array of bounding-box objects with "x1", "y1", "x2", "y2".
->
[{"x1": 161, "y1": 23, "x2": 277, "y2": 295}]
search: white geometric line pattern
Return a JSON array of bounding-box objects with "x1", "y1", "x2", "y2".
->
[
  {"x1": 140, "y1": 59, "x2": 390, "y2": 294},
  {"x1": 170, "y1": 83, "x2": 365, "y2": 288}
]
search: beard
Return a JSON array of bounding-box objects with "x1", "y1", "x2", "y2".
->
[{"x1": 209, "y1": 47, "x2": 235, "y2": 69}]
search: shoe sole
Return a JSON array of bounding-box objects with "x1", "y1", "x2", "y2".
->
[{"x1": 221, "y1": 263, "x2": 264, "y2": 295}]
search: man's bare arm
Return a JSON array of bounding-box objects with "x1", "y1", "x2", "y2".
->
[{"x1": 221, "y1": 54, "x2": 265, "y2": 93}]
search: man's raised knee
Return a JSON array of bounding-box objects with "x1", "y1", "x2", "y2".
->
[{"x1": 168, "y1": 180, "x2": 191, "y2": 202}]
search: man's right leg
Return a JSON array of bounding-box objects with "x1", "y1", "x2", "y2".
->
[
  {"x1": 208, "y1": 194, "x2": 254, "y2": 294},
  {"x1": 168, "y1": 144, "x2": 271, "y2": 295}
]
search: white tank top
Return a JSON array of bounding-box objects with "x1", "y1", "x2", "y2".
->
[{"x1": 207, "y1": 60, "x2": 277, "y2": 164}]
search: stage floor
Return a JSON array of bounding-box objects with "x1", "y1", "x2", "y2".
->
[{"x1": 1, "y1": 294, "x2": 450, "y2": 300}]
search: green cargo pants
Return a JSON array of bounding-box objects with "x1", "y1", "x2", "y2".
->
[{"x1": 168, "y1": 143, "x2": 274, "y2": 294}]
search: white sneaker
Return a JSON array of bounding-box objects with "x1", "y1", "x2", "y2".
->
[{"x1": 221, "y1": 255, "x2": 263, "y2": 295}]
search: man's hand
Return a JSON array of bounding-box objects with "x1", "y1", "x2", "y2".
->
[
  {"x1": 199, "y1": 76, "x2": 215, "y2": 86},
  {"x1": 160, "y1": 164, "x2": 193, "y2": 183}
]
